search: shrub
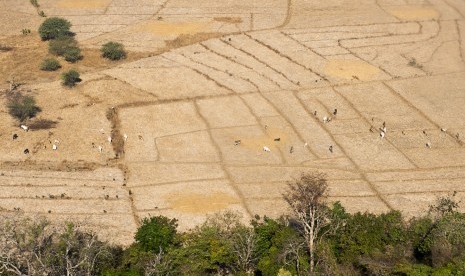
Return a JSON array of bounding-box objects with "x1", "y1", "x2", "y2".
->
[
  {"x1": 7, "y1": 95, "x2": 41, "y2": 122},
  {"x1": 30, "y1": 0, "x2": 39, "y2": 8},
  {"x1": 63, "y1": 47, "x2": 82, "y2": 62},
  {"x1": 61, "y1": 69, "x2": 81, "y2": 87},
  {"x1": 48, "y1": 36, "x2": 77, "y2": 55},
  {"x1": 101, "y1": 42, "x2": 126, "y2": 61},
  {"x1": 38, "y1": 17, "x2": 71, "y2": 40},
  {"x1": 40, "y1": 58, "x2": 61, "y2": 71}
]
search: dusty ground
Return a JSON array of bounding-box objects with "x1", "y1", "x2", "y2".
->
[{"x1": 1, "y1": 0, "x2": 465, "y2": 246}]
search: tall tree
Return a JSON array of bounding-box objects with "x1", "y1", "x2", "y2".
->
[{"x1": 283, "y1": 172, "x2": 334, "y2": 273}]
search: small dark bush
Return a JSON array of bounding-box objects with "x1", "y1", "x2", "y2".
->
[
  {"x1": 61, "y1": 69, "x2": 81, "y2": 87},
  {"x1": 30, "y1": 0, "x2": 39, "y2": 7},
  {"x1": 8, "y1": 95, "x2": 41, "y2": 122},
  {"x1": 40, "y1": 58, "x2": 61, "y2": 71},
  {"x1": 38, "y1": 17, "x2": 71, "y2": 40},
  {"x1": 63, "y1": 47, "x2": 82, "y2": 63},
  {"x1": 48, "y1": 36, "x2": 77, "y2": 56},
  {"x1": 101, "y1": 42, "x2": 126, "y2": 61}
]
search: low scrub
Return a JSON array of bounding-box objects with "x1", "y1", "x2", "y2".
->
[
  {"x1": 101, "y1": 41, "x2": 126, "y2": 61},
  {"x1": 48, "y1": 36, "x2": 77, "y2": 56},
  {"x1": 63, "y1": 47, "x2": 82, "y2": 62},
  {"x1": 61, "y1": 69, "x2": 81, "y2": 87},
  {"x1": 40, "y1": 58, "x2": 61, "y2": 71}
]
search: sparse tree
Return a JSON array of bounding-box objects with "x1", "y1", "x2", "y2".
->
[{"x1": 283, "y1": 172, "x2": 334, "y2": 273}]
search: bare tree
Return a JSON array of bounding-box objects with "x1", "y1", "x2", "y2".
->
[
  {"x1": 283, "y1": 172, "x2": 334, "y2": 274},
  {"x1": 144, "y1": 247, "x2": 175, "y2": 276},
  {"x1": 231, "y1": 226, "x2": 258, "y2": 274}
]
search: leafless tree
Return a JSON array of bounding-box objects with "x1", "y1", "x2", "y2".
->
[
  {"x1": 144, "y1": 247, "x2": 175, "y2": 276},
  {"x1": 283, "y1": 172, "x2": 335, "y2": 274},
  {"x1": 231, "y1": 226, "x2": 258, "y2": 274}
]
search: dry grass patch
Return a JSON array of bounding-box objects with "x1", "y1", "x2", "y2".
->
[
  {"x1": 214, "y1": 17, "x2": 243, "y2": 24},
  {"x1": 164, "y1": 32, "x2": 224, "y2": 49}
]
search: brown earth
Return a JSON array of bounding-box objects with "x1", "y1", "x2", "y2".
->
[{"x1": 1, "y1": 0, "x2": 465, "y2": 245}]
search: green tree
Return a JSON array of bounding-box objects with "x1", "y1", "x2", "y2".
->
[
  {"x1": 101, "y1": 42, "x2": 126, "y2": 60},
  {"x1": 38, "y1": 17, "x2": 72, "y2": 40},
  {"x1": 135, "y1": 216, "x2": 178, "y2": 252},
  {"x1": 7, "y1": 94, "x2": 41, "y2": 122}
]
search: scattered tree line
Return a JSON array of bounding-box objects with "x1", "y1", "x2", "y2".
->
[
  {"x1": 36, "y1": 17, "x2": 126, "y2": 87},
  {"x1": 1, "y1": 173, "x2": 465, "y2": 275}
]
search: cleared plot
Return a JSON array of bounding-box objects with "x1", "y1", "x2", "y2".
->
[
  {"x1": 202, "y1": 39, "x2": 297, "y2": 90},
  {"x1": 130, "y1": 179, "x2": 241, "y2": 211},
  {"x1": 126, "y1": 163, "x2": 226, "y2": 185},
  {"x1": 387, "y1": 73, "x2": 465, "y2": 132},
  {"x1": 210, "y1": 126, "x2": 284, "y2": 165},
  {"x1": 384, "y1": 192, "x2": 465, "y2": 218},
  {"x1": 164, "y1": 49, "x2": 258, "y2": 93},
  {"x1": 373, "y1": 178, "x2": 465, "y2": 194},
  {"x1": 262, "y1": 91, "x2": 343, "y2": 158},
  {"x1": 335, "y1": 82, "x2": 434, "y2": 131},
  {"x1": 105, "y1": 66, "x2": 231, "y2": 99},
  {"x1": 334, "y1": 132, "x2": 416, "y2": 171},
  {"x1": 196, "y1": 96, "x2": 257, "y2": 128},
  {"x1": 156, "y1": 131, "x2": 220, "y2": 162},
  {"x1": 226, "y1": 165, "x2": 361, "y2": 184},
  {"x1": 226, "y1": 34, "x2": 323, "y2": 87}
]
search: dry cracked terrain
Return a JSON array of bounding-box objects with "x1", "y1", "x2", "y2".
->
[{"x1": 1, "y1": 0, "x2": 465, "y2": 245}]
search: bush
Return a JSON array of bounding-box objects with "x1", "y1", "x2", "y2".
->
[
  {"x1": 101, "y1": 42, "x2": 126, "y2": 61},
  {"x1": 48, "y1": 36, "x2": 77, "y2": 55},
  {"x1": 61, "y1": 69, "x2": 81, "y2": 87},
  {"x1": 63, "y1": 47, "x2": 82, "y2": 62},
  {"x1": 38, "y1": 17, "x2": 72, "y2": 40},
  {"x1": 7, "y1": 95, "x2": 41, "y2": 122},
  {"x1": 40, "y1": 58, "x2": 61, "y2": 71}
]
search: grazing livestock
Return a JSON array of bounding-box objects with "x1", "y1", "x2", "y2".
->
[
  {"x1": 329, "y1": 145, "x2": 333, "y2": 153},
  {"x1": 123, "y1": 134, "x2": 128, "y2": 141},
  {"x1": 107, "y1": 136, "x2": 112, "y2": 143},
  {"x1": 12, "y1": 134, "x2": 18, "y2": 140},
  {"x1": 234, "y1": 140, "x2": 241, "y2": 146},
  {"x1": 333, "y1": 109, "x2": 337, "y2": 116},
  {"x1": 290, "y1": 146, "x2": 294, "y2": 154},
  {"x1": 24, "y1": 148, "x2": 29, "y2": 154},
  {"x1": 98, "y1": 146, "x2": 103, "y2": 153},
  {"x1": 263, "y1": 146, "x2": 271, "y2": 152},
  {"x1": 20, "y1": 125, "x2": 28, "y2": 131},
  {"x1": 380, "y1": 132, "x2": 385, "y2": 139},
  {"x1": 426, "y1": 142, "x2": 431, "y2": 148},
  {"x1": 52, "y1": 144, "x2": 57, "y2": 150},
  {"x1": 274, "y1": 138, "x2": 281, "y2": 142}
]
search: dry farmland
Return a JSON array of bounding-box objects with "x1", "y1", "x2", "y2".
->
[{"x1": 1, "y1": 0, "x2": 465, "y2": 245}]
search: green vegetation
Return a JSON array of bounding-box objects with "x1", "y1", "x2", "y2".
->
[
  {"x1": 63, "y1": 47, "x2": 82, "y2": 62},
  {"x1": 38, "y1": 17, "x2": 71, "y2": 40},
  {"x1": 21, "y1": 28, "x2": 31, "y2": 35},
  {"x1": 61, "y1": 69, "x2": 81, "y2": 87},
  {"x1": 101, "y1": 41, "x2": 126, "y2": 60},
  {"x1": 7, "y1": 94, "x2": 41, "y2": 122},
  {"x1": 48, "y1": 36, "x2": 77, "y2": 55},
  {"x1": 1, "y1": 173, "x2": 465, "y2": 275},
  {"x1": 40, "y1": 57, "x2": 61, "y2": 71}
]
